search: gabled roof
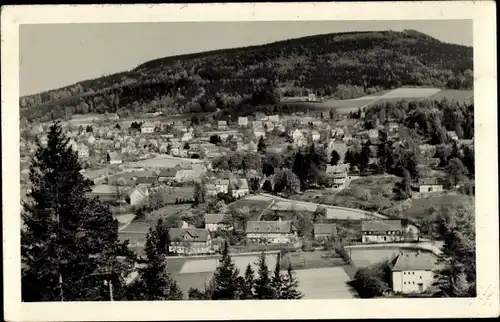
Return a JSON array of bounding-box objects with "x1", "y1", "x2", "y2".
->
[
  {"x1": 230, "y1": 178, "x2": 249, "y2": 190},
  {"x1": 107, "y1": 151, "x2": 122, "y2": 161},
  {"x1": 361, "y1": 220, "x2": 403, "y2": 232},
  {"x1": 169, "y1": 228, "x2": 210, "y2": 242},
  {"x1": 314, "y1": 223, "x2": 337, "y2": 236},
  {"x1": 326, "y1": 164, "x2": 348, "y2": 173},
  {"x1": 418, "y1": 177, "x2": 441, "y2": 185},
  {"x1": 391, "y1": 252, "x2": 436, "y2": 271},
  {"x1": 158, "y1": 168, "x2": 178, "y2": 178},
  {"x1": 204, "y1": 213, "x2": 227, "y2": 224},
  {"x1": 130, "y1": 185, "x2": 149, "y2": 196},
  {"x1": 245, "y1": 220, "x2": 295, "y2": 234},
  {"x1": 135, "y1": 176, "x2": 158, "y2": 185}
]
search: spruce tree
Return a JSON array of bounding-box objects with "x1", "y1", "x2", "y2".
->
[
  {"x1": 270, "y1": 253, "x2": 284, "y2": 299},
  {"x1": 254, "y1": 251, "x2": 274, "y2": 299},
  {"x1": 128, "y1": 224, "x2": 182, "y2": 300},
  {"x1": 210, "y1": 241, "x2": 240, "y2": 300},
  {"x1": 21, "y1": 121, "x2": 134, "y2": 301},
  {"x1": 281, "y1": 263, "x2": 303, "y2": 299},
  {"x1": 240, "y1": 263, "x2": 255, "y2": 299}
]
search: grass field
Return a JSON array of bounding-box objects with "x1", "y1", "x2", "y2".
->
[
  {"x1": 228, "y1": 197, "x2": 274, "y2": 220},
  {"x1": 127, "y1": 155, "x2": 205, "y2": 169},
  {"x1": 294, "y1": 267, "x2": 356, "y2": 299},
  {"x1": 406, "y1": 194, "x2": 474, "y2": 219},
  {"x1": 428, "y1": 89, "x2": 473, "y2": 102}
]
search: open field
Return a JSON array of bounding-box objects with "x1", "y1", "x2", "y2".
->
[
  {"x1": 252, "y1": 194, "x2": 386, "y2": 220},
  {"x1": 406, "y1": 194, "x2": 474, "y2": 219},
  {"x1": 169, "y1": 252, "x2": 279, "y2": 298},
  {"x1": 283, "y1": 87, "x2": 454, "y2": 114},
  {"x1": 126, "y1": 155, "x2": 205, "y2": 169},
  {"x1": 294, "y1": 267, "x2": 356, "y2": 299},
  {"x1": 228, "y1": 197, "x2": 274, "y2": 221},
  {"x1": 428, "y1": 89, "x2": 473, "y2": 102}
]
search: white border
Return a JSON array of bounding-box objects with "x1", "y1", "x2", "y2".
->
[{"x1": 2, "y1": 2, "x2": 498, "y2": 321}]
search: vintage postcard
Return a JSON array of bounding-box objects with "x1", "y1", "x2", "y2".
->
[{"x1": 2, "y1": 2, "x2": 498, "y2": 321}]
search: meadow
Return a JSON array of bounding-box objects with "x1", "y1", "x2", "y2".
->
[{"x1": 406, "y1": 194, "x2": 474, "y2": 219}]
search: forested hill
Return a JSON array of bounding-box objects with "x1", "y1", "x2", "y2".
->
[{"x1": 20, "y1": 29, "x2": 473, "y2": 122}]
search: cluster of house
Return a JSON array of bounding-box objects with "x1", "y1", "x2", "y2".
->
[{"x1": 205, "y1": 178, "x2": 250, "y2": 199}]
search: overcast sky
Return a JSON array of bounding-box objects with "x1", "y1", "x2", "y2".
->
[{"x1": 19, "y1": 20, "x2": 472, "y2": 96}]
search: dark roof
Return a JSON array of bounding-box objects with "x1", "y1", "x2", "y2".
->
[
  {"x1": 391, "y1": 252, "x2": 436, "y2": 271},
  {"x1": 158, "y1": 168, "x2": 178, "y2": 178},
  {"x1": 314, "y1": 224, "x2": 337, "y2": 236},
  {"x1": 169, "y1": 228, "x2": 210, "y2": 242},
  {"x1": 245, "y1": 220, "x2": 295, "y2": 234},
  {"x1": 204, "y1": 213, "x2": 226, "y2": 224},
  {"x1": 362, "y1": 220, "x2": 403, "y2": 232},
  {"x1": 418, "y1": 178, "x2": 441, "y2": 185},
  {"x1": 230, "y1": 178, "x2": 249, "y2": 190},
  {"x1": 135, "y1": 176, "x2": 158, "y2": 185}
]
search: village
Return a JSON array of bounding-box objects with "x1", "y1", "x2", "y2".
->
[{"x1": 19, "y1": 95, "x2": 474, "y2": 298}]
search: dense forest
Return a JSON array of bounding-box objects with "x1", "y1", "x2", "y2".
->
[{"x1": 20, "y1": 29, "x2": 473, "y2": 122}]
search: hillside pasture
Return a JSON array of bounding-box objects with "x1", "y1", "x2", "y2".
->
[
  {"x1": 126, "y1": 155, "x2": 205, "y2": 169},
  {"x1": 228, "y1": 197, "x2": 274, "y2": 220},
  {"x1": 294, "y1": 267, "x2": 356, "y2": 299},
  {"x1": 406, "y1": 194, "x2": 474, "y2": 219},
  {"x1": 427, "y1": 89, "x2": 473, "y2": 102},
  {"x1": 378, "y1": 87, "x2": 441, "y2": 99}
]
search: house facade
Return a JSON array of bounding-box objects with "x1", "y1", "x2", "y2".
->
[
  {"x1": 326, "y1": 164, "x2": 349, "y2": 188},
  {"x1": 169, "y1": 228, "x2": 214, "y2": 255},
  {"x1": 141, "y1": 123, "x2": 156, "y2": 134},
  {"x1": 361, "y1": 220, "x2": 403, "y2": 243},
  {"x1": 418, "y1": 178, "x2": 444, "y2": 193},
  {"x1": 229, "y1": 178, "x2": 249, "y2": 198},
  {"x1": 238, "y1": 117, "x2": 249, "y2": 127},
  {"x1": 129, "y1": 186, "x2": 149, "y2": 206},
  {"x1": 107, "y1": 151, "x2": 123, "y2": 165},
  {"x1": 204, "y1": 213, "x2": 232, "y2": 232},
  {"x1": 313, "y1": 223, "x2": 337, "y2": 241},
  {"x1": 215, "y1": 179, "x2": 229, "y2": 194},
  {"x1": 245, "y1": 220, "x2": 297, "y2": 244},
  {"x1": 218, "y1": 121, "x2": 228, "y2": 130},
  {"x1": 391, "y1": 252, "x2": 436, "y2": 294}
]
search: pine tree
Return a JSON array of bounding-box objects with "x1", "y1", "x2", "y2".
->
[
  {"x1": 210, "y1": 241, "x2": 240, "y2": 300},
  {"x1": 254, "y1": 251, "x2": 274, "y2": 299},
  {"x1": 258, "y1": 136, "x2": 266, "y2": 153},
  {"x1": 128, "y1": 223, "x2": 182, "y2": 300},
  {"x1": 270, "y1": 253, "x2": 284, "y2": 299},
  {"x1": 21, "y1": 121, "x2": 134, "y2": 301},
  {"x1": 240, "y1": 263, "x2": 255, "y2": 299},
  {"x1": 281, "y1": 263, "x2": 303, "y2": 299}
]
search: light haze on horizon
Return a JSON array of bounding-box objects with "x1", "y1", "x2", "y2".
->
[{"x1": 20, "y1": 20, "x2": 473, "y2": 96}]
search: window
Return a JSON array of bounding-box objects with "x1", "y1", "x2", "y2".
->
[
  {"x1": 404, "y1": 282, "x2": 406, "y2": 284},
  {"x1": 420, "y1": 276, "x2": 422, "y2": 279},
  {"x1": 413, "y1": 282, "x2": 415, "y2": 284},
  {"x1": 403, "y1": 272, "x2": 405, "y2": 275},
  {"x1": 412, "y1": 272, "x2": 415, "y2": 275}
]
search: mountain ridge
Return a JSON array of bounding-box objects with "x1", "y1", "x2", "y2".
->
[{"x1": 20, "y1": 30, "x2": 473, "y2": 122}]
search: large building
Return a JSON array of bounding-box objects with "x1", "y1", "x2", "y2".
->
[
  {"x1": 390, "y1": 252, "x2": 437, "y2": 294},
  {"x1": 326, "y1": 164, "x2": 349, "y2": 189},
  {"x1": 169, "y1": 228, "x2": 214, "y2": 255},
  {"x1": 245, "y1": 220, "x2": 297, "y2": 244},
  {"x1": 204, "y1": 213, "x2": 232, "y2": 232},
  {"x1": 361, "y1": 220, "x2": 403, "y2": 243}
]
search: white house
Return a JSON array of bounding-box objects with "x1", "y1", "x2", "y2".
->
[
  {"x1": 168, "y1": 228, "x2": 214, "y2": 255},
  {"x1": 215, "y1": 179, "x2": 230, "y2": 194},
  {"x1": 254, "y1": 127, "x2": 266, "y2": 139},
  {"x1": 447, "y1": 131, "x2": 459, "y2": 141},
  {"x1": 417, "y1": 178, "x2": 444, "y2": 193},
  {"x1": 181, "y1": 132, "x2": 193, "y2": 142},
  {"x1": 204, "y1": 214, "x2": 232, "y2": 232},
  {"x1": 128, "y1": 186, "x2": 149, "y2": 206},
  {"x1": 107, "y1": 151, "x2": 123, "y2": 165},
  {"x1": 141, "y1": 122, "x2": 156, "y2": 134},
  {"x1": 245, "y1": 220, "x2": 297, "y2": 244},
  {"x1": 229, "y1": 178, "x2": 249, "y2": 198},
  {"x1": 268, "y1": 115, "x2": 280, "y2": 123},
  {"x1": 326, "y1": 164, "x2": 349, "y2": 189},
  {"x1": 291, "y1": 129, "x2": 304, "y2": 142},
  {"x1": 391, "y1": 252, "x2": 436, "y2": 294},
  {"x1": 361, "y1": 220, "x2": 403, "y2": 243},
  {"x1": 311, "y1": 130, "x2": 321, "y2": 142},
  {"x1": 218, "y1": 120, "x2": 228, "y2": 130},
  {"x1": 238, "y1": 117, "x2": 249, "y2": 127},
  {"x1": 368, "y1": 129, "x2": 379, "y2": 140}
]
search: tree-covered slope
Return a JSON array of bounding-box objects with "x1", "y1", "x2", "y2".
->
[{"x1": 20, "y1": 29, "x2": 473, "y2": 122}]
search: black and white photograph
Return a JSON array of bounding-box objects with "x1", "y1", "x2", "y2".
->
[{"x1": 2, "y1": 2, "x2": 498, "y2": 321}]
